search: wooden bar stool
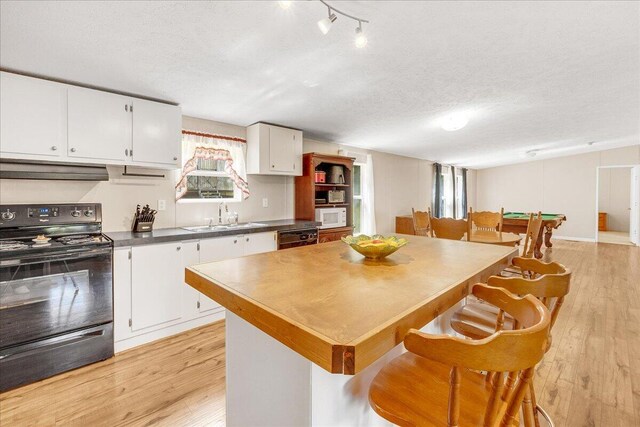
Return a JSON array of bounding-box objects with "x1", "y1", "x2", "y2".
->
[
  {"x1": 411, "y1": 208, "x2": 431, "y2": 237},
  {"x1": 450, "y1": 260, "x2": 571, "y2": 427},
  {"x1": 429, "y1": 216, "x2": 468, "y2": 241},
  {"x1": 369, "y1": 284, "x2": 551, "y2": 427}
]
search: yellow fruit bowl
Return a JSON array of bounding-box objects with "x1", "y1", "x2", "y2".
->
[{"x1": 341, "y1": 235, "x2": 408, "y2": 260}]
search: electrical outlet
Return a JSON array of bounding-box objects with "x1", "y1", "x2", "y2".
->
[
  {"x1": 262, "y1": 198, "x2": 269, "y2": 208},
  {"x1": 157, "y1": 200, "x2": 166, "y2": 211}
]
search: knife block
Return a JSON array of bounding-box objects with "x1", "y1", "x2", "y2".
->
[{"x1": 132, "y1": 220, "x2": 154, "y2": 232}]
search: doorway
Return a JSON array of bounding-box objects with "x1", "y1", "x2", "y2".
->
[{"x1": 596, "y1": 165, "x2": 640, "y2": 246}]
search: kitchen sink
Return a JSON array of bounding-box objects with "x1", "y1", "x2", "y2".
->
[{"x1": 182, "y1": 222, "x2": 267, "y2": 232}]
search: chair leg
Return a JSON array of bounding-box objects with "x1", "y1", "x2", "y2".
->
[
  {"x1": 529, "y1": 382, "x2": 541, "y2": 427},
  {"x1": 522, "y1": 385, "x2": 536, "y2": 427}
]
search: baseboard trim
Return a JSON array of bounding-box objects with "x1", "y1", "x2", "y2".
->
[
  {"x1": 115, "y1": 310, "x2": 225, "y2": 353},
  {"x1": 552, "y1": 235, "x2": 596, "y2": 243}
]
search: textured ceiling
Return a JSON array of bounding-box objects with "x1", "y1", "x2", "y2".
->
[{"x1": 1, "y1": 1, "x2": 638, "y2": 168}]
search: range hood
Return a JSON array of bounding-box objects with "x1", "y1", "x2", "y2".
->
[{"x1": 0, "y1": 160, "x2": 109, "y2": 181}]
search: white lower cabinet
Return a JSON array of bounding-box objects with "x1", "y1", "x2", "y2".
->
[
  {"x1": 131, "y1": 241, "x2": 184, "y2": 331},
  {"x1": 243, "y1": 231, "x2": 278, "y2": 256},
  {"x1": 198, "y1": 235, "x2": 244, "y2": 312},
  {"x1": 113, "y1": 231, "x2": 277, "y2": 352}
]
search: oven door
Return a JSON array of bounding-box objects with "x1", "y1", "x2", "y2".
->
[{"x1": 0, "y1": 246, "x2": 113, "y2": 349}]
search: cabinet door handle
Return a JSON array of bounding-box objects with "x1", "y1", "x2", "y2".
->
[
  {"x1": 173, "y1": 157, "x2": 178, "y2": 161},
  {"x1": 130, "y1": 105, "x2": 133, "y2": 112},
  {"x1": 233, "y1": 239, "x2": 237, "y2": 244},
  {"x1": 125, "y1": 105, "x2": 128, "y2": 112},
  {"x1": 51, "y1": 146, "x2": 57, "y2": 151},
  {"x1": 70, "y1": 148, "x2": 76, "y2": 153},
  {"x1": 125, "y1": 148, "x2": 129, "y2": 156},
  {"x1": 246, "y1": 237, "x2": 249, "y2": 242},
  {"x1": 176, "y1": 246, "x2": 181, "y2": 251}
]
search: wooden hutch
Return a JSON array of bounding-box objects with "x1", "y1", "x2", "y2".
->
[{"x1": 295, "y1": 152, "x2": 355, "y2": 243}]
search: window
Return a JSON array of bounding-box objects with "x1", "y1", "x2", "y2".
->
[
  {"x1": 454, "y1": 168, "x2": 464, "y2": 219},
  {"x1": 353, "y1": 163, "x2": 363, "y2": 233},
  {"x1": 176, "y1": 131, "x2": 250, "y2": 202},
  {"x1": 440, "y1": 165, "x2": 454, "y2": 218},
  {"x1": 182, "y1": 158, "x2": 238, "y2": 201}
]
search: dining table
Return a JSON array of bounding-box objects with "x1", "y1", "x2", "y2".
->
[
  {"x1": 467, "y1": 230, "x2": 522, "y2": 246},
  {"x1": 185, "y1": 235, "x2": 517, "y2": 426}
]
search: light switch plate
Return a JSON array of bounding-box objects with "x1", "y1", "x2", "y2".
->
[
  {"x1": 262, "y1": 198, "x2": 269, "y2": 208},
  {"x1": 158, "y1": 199, "x2": 166, "y2": 211}
]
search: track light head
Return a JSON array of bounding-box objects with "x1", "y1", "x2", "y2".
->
[
  {"x1": 318, "y1": 8, "x2": 337, "y2": 35},
  {"x1": 354, "y1": 23, "x2": 367, "y2": 48}
]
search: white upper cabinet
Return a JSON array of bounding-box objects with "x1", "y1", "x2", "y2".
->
[
  {"x1": 0, "y1": 71, "x2": 181, "y2": 169},
  {"x1": 0, "y1": 72, "x2": 67, "y2": 158},
  {"x1": 246, "y1": 123, "x2": 302, "y2": 176},
  {"x1": 68, "y1": 87, "x2": 132, "y2": 162},
  {"x1": 132, "y1": 98, "x2": 181, "y2": 166}
]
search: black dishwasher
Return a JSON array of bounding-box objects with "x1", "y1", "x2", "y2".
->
[{"x1": 277, "y1": 228, "x2": 319, "y2": 250}]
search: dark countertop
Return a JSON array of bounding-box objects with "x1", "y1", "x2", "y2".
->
[{"x1": 105, "y1": 219, "x2": 321, "y2": 248}]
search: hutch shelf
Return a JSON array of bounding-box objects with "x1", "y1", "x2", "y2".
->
[{"x1": 295, "y1": 152, "x2": 355, "y2": 243}]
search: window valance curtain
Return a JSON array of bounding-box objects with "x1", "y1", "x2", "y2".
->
[{"x1": 175, "y1": 131, "x2": 249, "y2": 201}]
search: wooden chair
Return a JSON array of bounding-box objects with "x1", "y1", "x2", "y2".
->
[
  {"x1": 429, "y1": 216, "x2": 468, "y2": 241},
  {"x1": 450, "y1": 259, "x2": 571, "y2": 427},
  {"x1": 411, "y1": 208, "x2": 431, "y2": 237},
  {"x1": 502, "y1": 212, "x2": 543, "y2": 276},
  {"x1": 469, "y1": 207, "x2": 504, "y2": 233},
  {"x1": 369, "y1": 284, "x2": 551, "y2": 427}
]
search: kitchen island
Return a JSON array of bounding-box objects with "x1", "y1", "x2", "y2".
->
[{"x1": 186, "y1": 235, "x2": 517, "y2": 426}]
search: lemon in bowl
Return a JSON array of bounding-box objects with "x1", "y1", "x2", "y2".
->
[{"x1": 341, "y1": 234, "x2": 408, "y2": 260}]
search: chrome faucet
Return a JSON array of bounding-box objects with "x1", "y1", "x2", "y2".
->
[{"x1": 218, "y1": 202, "x2": 227, "y2": 224}]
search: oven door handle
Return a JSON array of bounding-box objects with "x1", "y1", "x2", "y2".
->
[
  {"x1": 0, "y1": 246, "x2": 113, "y2": 266},
  {"x1": 0, "y1": 326, "x2": 107, "y2": 361}
]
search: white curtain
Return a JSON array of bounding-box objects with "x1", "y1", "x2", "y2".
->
[
  {"x1": 175, "y1": 131, "x2": 249, "y2": 200},
  {"x1": 362, "y1": 154, "x2": 377, "y2": 235}
]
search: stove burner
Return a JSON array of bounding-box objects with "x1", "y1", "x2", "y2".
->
[
  {"x1": 56, "y1": 235, "x2": 102, "y2": 246},
  {"x1": 0, "y1": 240, "x2": 30, "y2": 251}
]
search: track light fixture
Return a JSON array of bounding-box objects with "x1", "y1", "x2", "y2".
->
[
  {"x1": 354, "y1": 22, "x2": 367, "y2": 48},
  {"x1": 317, "y1": 8, "x2": 337, "y2": 35},
  {"x1": 317, "y1": 1, "x2": 370, "y2": 48}
]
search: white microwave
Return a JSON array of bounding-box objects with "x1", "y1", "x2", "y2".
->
[{"x1": 315, "y1": 207, "x2": 347, "y2": 229}]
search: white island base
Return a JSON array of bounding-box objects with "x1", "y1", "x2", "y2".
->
[{"x1": 225, "y1": 308, "x2": 458, "y2": 427}]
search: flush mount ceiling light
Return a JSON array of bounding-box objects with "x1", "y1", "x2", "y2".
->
[
  {"x1": 277, "y1": 1, "x2": 292, "y2": 9},
  {"x1": 440, "y1": 113, "x2": 469, "y2": 131},
  {"x1": 317, "y1": 1, "x2": 370, "y2": 48}
]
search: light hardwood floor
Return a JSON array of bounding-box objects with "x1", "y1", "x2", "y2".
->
[{"x1": 0, "y1": 240, "x2": 638, "y2": 426}]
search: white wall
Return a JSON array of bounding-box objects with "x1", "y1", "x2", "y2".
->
[
  {"x1": 476, "y1": 145, "x2": 640, "y2": 240},
  {"x1": 598, "y1": 167, "x2": 631, "y2": 232},
  {"x1": 0, "y1": 116, "x2": 436, "y2": 234}
]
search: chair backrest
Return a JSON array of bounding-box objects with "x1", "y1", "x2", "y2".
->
[
  {"x1": 411, "y1": 208, "x2": 431, "y2": 237},
  {"x1": 468, "y1": 207, "x2": 504, "y2": 232},
  {"x1": 488, "y1": 259, "x2": 571, "y2": 329},
  {"x1": 403, "y1": 284, "x2": 550, "y2": 427},
  {"x1": 521, "y1": 212, "x2": 543, "y2": 258},
  {"x1": 429, "y1": 216, "x2": 468, "y2": 240}
]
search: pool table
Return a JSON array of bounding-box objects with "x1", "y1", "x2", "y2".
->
[{"x1": 502, "y1": 212, "x2": 567, "y2": 258}]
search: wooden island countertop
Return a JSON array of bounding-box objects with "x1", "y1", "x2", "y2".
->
[{"x1": 185, "y1": 235, "x2": 517, "y2": 375}]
